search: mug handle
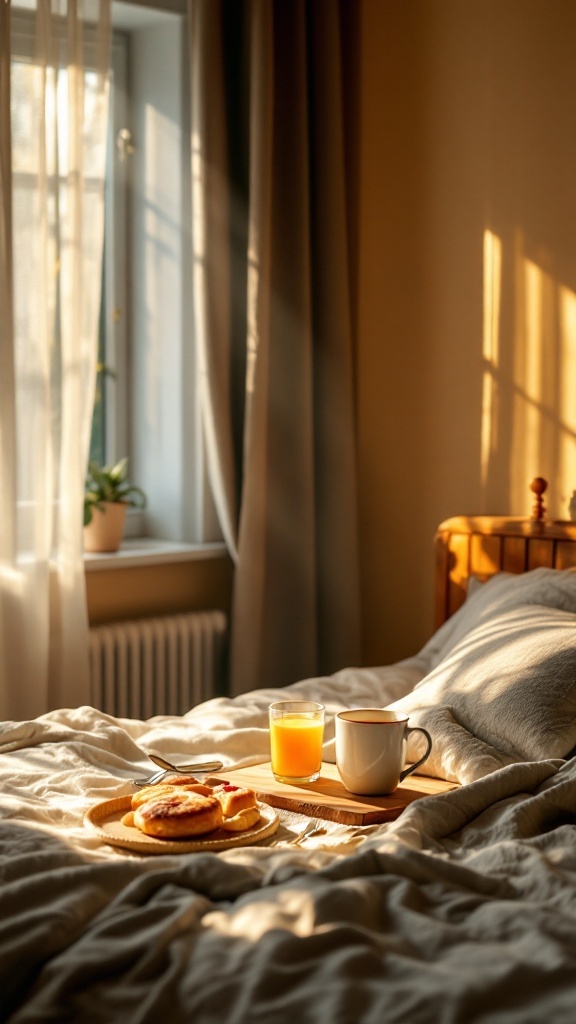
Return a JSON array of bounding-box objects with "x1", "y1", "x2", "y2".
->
[{"x1": 399, "y1": 726, "x2": 433, "y2": 782}]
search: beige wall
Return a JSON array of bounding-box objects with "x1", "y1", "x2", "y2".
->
[
  {"x1": 356, "y1": 0, "x2": 576, "y2": 665},
  {"x1": 86, "y1": 555, "x2": 233, "y2": 626}
]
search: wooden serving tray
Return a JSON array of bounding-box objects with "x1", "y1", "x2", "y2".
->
[{"x1": 209, "y1": 762, "x2": 458, "y2": 826}]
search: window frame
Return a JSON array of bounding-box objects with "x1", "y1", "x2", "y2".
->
[{"x1": 98, "y1": 30, "x2": 130, "y2": 471}]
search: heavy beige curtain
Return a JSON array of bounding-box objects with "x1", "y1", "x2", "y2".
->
[
  {"x1": 190, "y1": 0, "x2": 361, "y2": 695},
  {"x1": 0, "y1": 0, "x2": 111, "y2": 719}
]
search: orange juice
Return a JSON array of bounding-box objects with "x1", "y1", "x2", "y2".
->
[{"x1": 270, "y1": 715, "x2": 324, "y2": 780}]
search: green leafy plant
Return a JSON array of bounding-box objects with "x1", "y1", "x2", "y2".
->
[{"x1": 84, "y1": 457, "x2": 147, "y2": 527}]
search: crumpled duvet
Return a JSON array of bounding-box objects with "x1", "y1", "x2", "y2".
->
[{"x1": 1, "y1": 655, "x2": 576, "y2": 1024}]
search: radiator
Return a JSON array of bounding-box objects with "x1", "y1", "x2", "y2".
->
[{"x1": 88, "y1": 610, "x2": 228, "y2": 718}]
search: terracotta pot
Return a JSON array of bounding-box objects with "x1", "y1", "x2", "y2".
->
[{"x1": 83, "y1": 501, "x2": 128, "y2": 553}]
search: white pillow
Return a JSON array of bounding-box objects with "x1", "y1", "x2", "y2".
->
[
  {"x1": 421, "y1": 567, "x2": 576, "y2": 672},
  {"x1": 465, "y1": 574, "x2": 487, "y2": 599},
  {"x1": 389, "y1": 600, "x2": 576, "y2": 785}
]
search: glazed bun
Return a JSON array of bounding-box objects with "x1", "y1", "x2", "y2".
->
[
  {"x1": 133, "y1": 791, "x2": 223, "y2": 838},
  {"x1": 220, "y1": 805, "x2": 261, "y2": 832},
  {"x1": 163, "y1": 775, "x2": 202, "y2": 787},
  {"x1": 128, "y1": 777, "x2": 261, "y2": 839},
  {"x1": 131, "y1": 780, "x2": 212, "y2": 810},
  {"x1": 213, "y1": 784, "x2": 258, "y2": 818}
]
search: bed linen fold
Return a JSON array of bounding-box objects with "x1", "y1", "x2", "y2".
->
[
  {"x1": 0, "y1": 659, "x2": 575, "y2": 1023},
  {"x1": 2, "y1": 756, "x2": 576, "y2": 1023}
]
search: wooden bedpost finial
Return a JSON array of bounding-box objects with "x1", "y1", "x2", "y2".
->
[{"x1": 530, "y1": 477, "x2": 548, "y2": 520}]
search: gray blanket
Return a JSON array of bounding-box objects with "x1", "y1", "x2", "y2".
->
[{"x1": 1, "y1": 668, "x2": 576, "y2": 1023}]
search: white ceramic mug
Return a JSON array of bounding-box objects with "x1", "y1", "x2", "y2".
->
[{"x1": 335, "y1": 709, "x2": 432, "y2": 795}]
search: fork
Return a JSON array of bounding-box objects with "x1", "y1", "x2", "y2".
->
[
  {"x1": 285, "y1": 818, "x2": 324, "y2": 845},
  {"x1": 132, "y1": 759, "x2": 224, "y2": 787}
]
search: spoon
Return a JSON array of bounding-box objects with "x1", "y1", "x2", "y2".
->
[
  {"x1": 133, "y1": 757, "x2": 224, "y2": 787},
  {"x1": 148, "y1": 754, "x2": 224, "y2": 774}
]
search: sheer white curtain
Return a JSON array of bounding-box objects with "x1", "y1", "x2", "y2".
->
[{"x1": 0, "y1": 0, "x2": 111, "y2": 720}]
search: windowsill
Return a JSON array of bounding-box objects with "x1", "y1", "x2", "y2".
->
[{"x1": 84, "y1": 538, "x2": 229, "y2": 571}]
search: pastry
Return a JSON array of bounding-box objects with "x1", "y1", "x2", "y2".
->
[
  {"x1": 212, "y1": 783, "x2": 258, "y2": 818},
  {"x1": 133, "y1": 790, "x2": 223, "y2": 838},
  {"x1": 127, "y1": 777, "x2": 261, "y2": 839},
  {"x1": 162, "y1": 775, "x2": 205, "y2": 787},
  {"x1": 131, "y1": 780, "x2": 212, "y2": 810},
  {"x1": 219, "y1": 805, "x2": 261, "y2": 832}
]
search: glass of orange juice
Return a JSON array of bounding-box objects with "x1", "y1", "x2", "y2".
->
[{"x1": 268, "y1": 700, "x2": 325, "y2": 784}]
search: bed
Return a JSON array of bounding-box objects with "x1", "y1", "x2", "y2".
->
[{"x1": 1, "y1": 502, "x2": 576, "y2": 1023}]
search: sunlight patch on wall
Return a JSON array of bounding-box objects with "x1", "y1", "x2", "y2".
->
[
  {"x1": 482, "y1": 225, "x2": 576, "y2": 517},
  {"x1": 481, "y1": 229, "x2": 502, "y2": 487},
  {"x1": 510, "y1": 240, "x2": 576, "y2": 517},
  {"x1": 513, "y1": 256, "x2": 545, "y2": 495},
  {"x1": 559, "y1": 285, "x2": 576, "y2": 502}
]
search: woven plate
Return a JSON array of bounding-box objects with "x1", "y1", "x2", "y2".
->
[{"x1": 84, "y1": 795, "x2": 279, "y2": 854}]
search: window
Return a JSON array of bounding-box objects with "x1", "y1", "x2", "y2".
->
[
  {"x1": 91, "y1": 1, "x2": 217, "y2": 545},
  {"x1": 11, "y1": 0, "x2": 219, "y2": 550}
]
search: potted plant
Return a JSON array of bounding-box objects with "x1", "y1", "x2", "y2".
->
[{"x1": 83, "y1": 458, "x2": 147, "y2": 552}]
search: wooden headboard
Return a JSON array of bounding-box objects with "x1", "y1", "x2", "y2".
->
[{"x1": 434, "y1": 482, "x2": 576, "y2": 628}]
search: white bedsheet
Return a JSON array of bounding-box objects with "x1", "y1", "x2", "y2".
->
[{"x1": 1, "y1": 653, "x2": 576, "y2": 1023}]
